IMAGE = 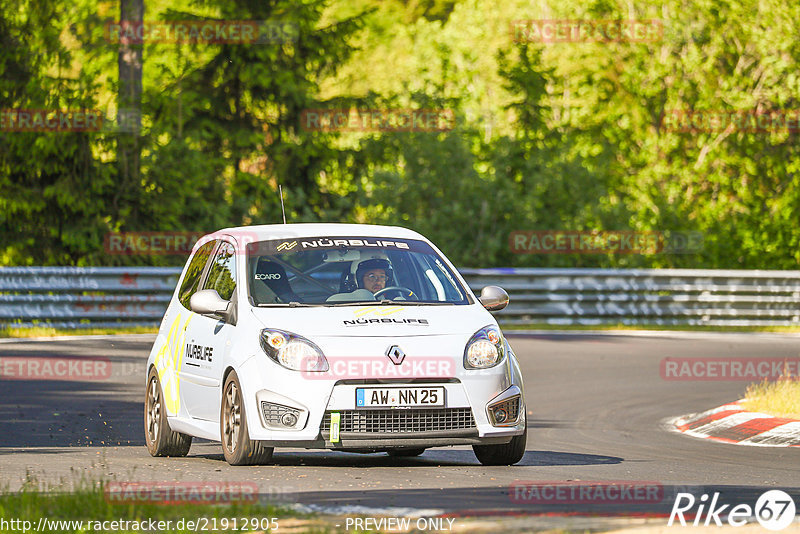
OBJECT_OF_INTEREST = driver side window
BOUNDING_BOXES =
[178,240,217,310]
[204,241,237,301]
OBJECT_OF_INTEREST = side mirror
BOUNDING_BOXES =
[190,289,231,320]
[479,285,509,312]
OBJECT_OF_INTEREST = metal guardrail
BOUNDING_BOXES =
[2,267,800,328]
[0,267,180,329]
[463,268,800,327]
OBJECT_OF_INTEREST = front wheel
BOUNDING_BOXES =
[472,420,527,466]
[221,371,274,466]
[145,368,192,457]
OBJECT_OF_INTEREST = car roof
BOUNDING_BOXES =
[210,223,428,243]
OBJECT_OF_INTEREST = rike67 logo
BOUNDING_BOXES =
[669,490,796,530]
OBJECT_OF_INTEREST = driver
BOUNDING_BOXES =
[355,258,391,294]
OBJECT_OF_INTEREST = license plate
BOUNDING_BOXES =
[356,387,445,408]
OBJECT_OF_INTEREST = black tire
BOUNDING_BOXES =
[145,367,192,457]
[387,448,426,457]
[221,371,274,466]
[472,419,527,466]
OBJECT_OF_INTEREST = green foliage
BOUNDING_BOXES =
[0,0,117,265]
[0,482,300,533]
[1,0,799,269]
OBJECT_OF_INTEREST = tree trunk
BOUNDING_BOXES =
[116,0,143,220]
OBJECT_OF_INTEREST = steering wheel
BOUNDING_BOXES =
[373,286,419,301]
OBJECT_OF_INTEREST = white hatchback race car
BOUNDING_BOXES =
[144,224,526,465]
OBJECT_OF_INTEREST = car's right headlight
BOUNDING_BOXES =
[259,329,329,372]
[464,325,505,369]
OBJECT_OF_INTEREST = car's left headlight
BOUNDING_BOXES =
[464,325,505,369]
[259,329,329,372]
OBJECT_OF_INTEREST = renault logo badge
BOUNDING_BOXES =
[386,345,405,365]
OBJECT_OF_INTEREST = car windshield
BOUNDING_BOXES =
[246,236,470,306]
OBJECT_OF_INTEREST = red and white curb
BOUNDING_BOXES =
[667,401,800,447]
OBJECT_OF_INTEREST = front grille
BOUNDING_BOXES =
[322,408,475,434]
[261,401,300,427]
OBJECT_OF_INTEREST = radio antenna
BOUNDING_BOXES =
[279,184,287,224]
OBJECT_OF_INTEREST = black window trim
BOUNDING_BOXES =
[201,236,238,301]
[177,238,219,312]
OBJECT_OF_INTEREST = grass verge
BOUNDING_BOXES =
[0,326,158,338]
[501,323,800,333]
[741,378,800,419]
[4,324,800,338]
[0,484,321,533]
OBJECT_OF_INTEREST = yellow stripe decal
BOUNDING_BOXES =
[330,412,340,443]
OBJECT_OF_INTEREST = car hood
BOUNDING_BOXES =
[249,303,493,338]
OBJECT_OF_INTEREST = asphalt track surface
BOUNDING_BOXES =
[1,332,798,518]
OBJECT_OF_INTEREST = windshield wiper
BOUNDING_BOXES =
[385,300,455,305]
[324,301,382,306]
[255,302,319,307]
[326,300,455,306]
[258,300,457,307]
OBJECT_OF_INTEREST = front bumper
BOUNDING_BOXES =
[236,353,526,448]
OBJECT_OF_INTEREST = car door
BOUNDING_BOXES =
[154,239,218,420]
[181,239,237,422]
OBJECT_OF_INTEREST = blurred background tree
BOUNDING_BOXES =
[1,0,799,268]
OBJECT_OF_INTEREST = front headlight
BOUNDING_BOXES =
[259,329,329,372]
[464,325,505,369]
